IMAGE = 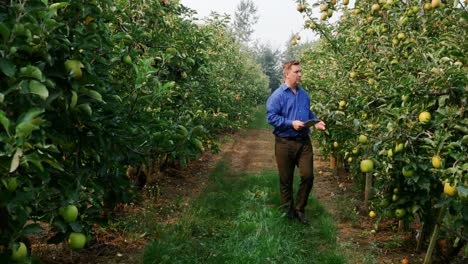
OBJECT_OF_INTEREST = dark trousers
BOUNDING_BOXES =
[274,136,314,214]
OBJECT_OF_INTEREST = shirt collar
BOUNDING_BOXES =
[281,83,302,92]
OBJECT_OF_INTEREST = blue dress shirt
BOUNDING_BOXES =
[266,83,318,138]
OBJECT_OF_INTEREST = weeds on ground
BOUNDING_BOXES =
[339,241,380,264]
[334,196,360,225]
[142,164,345,264]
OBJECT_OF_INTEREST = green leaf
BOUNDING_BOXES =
[23,223,44,235]
[29,80,49,100]
[457,185,467,199]
[438,95,450,107]
[0,93,4,103]
[110,94,122,103]
[19,65,42,80]
[83,89,104,103]
[0,23,10,41]
[15,122,39,138]
[15,108,45,138]
[70,91,78,108]
[77,103,92,116]
[43,157,64,171]
[70,222,83,232]
[49,2,69,10]
[22,152,44,171]
[163,81,176,90]
[0,110,11,136]
[9,148,23,172]
[0,58,16,77]
[19,108,45,123]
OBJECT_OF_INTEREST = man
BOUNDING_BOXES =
[266,60,326,225]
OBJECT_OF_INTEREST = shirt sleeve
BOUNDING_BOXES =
[266,92,293,129]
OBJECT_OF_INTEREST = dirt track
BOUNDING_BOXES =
[218,128,411,264]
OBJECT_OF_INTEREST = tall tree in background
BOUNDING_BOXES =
[233,0,259,43]
[255,43,282,93]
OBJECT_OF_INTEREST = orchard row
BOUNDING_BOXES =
[295,0,466,261]
[0,0,269,261]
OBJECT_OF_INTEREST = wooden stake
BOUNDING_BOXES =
[398,220,404,232]
[330,154,336,169]
[423,206,446,264]
[336,154,345,177]
[364,172,372,209]
[416,223,425,251]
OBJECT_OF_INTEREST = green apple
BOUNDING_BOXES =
[64,59,84,79]
[122,55,132,65]
[360,159,374,173]
[419,111,431,123]
[371,4,380,13]
[444,182,457,197]
[11,242,27,261]
[432,156,442,168]
[320,12,328,20]
[431,0,441,8]
[387,149,393,158]
[296,4,306,12]
[6,177,18,192]
[339,100,347,109]
[379,198,390,208]
[401,95,409,103]
[59,205,79,223]
[68,232,87,249]
[320,4,328,12]
[395,143,404,153]
[395,208,406,218]
[402,167,414,178]
[359,135,368,144]
[352,147,359,154]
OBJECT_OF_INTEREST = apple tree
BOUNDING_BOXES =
[294,0,467,259]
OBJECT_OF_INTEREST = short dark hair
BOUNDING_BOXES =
[283,60,300,77]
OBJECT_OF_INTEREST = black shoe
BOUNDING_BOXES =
[287,210,297,220]
[296,212,309,225]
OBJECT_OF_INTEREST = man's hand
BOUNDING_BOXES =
[292,120,305,131]
[314,121,326,131]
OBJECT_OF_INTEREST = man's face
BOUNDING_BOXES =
[286,65,302,87]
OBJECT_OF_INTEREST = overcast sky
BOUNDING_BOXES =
[179,0,320,50]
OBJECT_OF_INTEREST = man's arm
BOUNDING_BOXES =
[266,92,293,129]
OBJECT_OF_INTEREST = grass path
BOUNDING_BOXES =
[142,163,345,264]
[142,110,346,263]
